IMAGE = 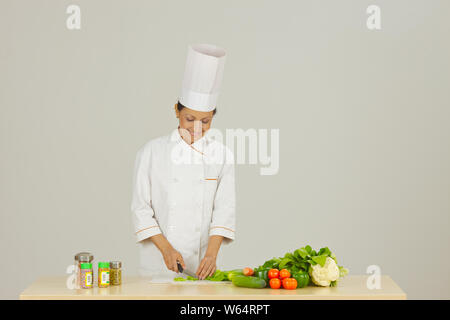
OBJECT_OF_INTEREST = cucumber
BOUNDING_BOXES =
[228,268,244,273]
[226,269,244,281]
[231,275,267,289]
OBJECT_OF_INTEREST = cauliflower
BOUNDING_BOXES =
[309,257,340,287]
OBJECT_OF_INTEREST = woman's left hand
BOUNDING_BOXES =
[196,255,217,280]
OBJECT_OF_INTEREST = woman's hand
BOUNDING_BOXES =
[161,245,186,273]
[150,234,186,273]
[196,235,224,280]
[196,255,217,280]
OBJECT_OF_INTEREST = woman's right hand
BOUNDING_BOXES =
[149,233,186,273]
[161,245,186,273]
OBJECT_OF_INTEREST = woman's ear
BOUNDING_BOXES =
[174,103,179,118]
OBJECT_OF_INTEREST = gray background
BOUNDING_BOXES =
[1,0,449,299]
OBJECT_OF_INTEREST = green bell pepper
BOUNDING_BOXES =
[292,271,309,288]
[254,269,270,287]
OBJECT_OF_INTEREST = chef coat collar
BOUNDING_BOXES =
[170,126,212,155]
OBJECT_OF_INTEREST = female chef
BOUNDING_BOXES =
[131,44,235,280]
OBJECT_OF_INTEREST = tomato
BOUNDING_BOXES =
[269,278,281,289]
[268,269,279,279]
[282,278,297,290]
[279,269,291,280]
[243,267,254,276]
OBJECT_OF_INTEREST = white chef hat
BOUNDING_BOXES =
[179,44,226,112]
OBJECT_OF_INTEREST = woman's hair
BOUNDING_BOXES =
[177,101,217,115]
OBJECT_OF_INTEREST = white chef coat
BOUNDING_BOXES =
[131,127,236,278]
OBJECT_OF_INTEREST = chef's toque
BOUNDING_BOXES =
[179,44,226,112]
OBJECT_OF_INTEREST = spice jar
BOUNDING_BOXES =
[98,262,110,288]
[74,252,94,289]
[110,261,122,286]
[80,263,93,289]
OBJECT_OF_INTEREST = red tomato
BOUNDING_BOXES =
[269,278,281,289]
[243,267,254,276]
[282,278,297,290]
[268,269,279,279]
[279,269,291,280]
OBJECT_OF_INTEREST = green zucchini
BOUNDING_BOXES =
[228,268,244,273]
[231,275,266,289]
[226,269,244,281]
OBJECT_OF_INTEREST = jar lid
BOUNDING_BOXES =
[75,252,94,262]
[110,261,122,268]
[98,262,110,268]
[80,263,92,269]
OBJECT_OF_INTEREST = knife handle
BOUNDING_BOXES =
[177,261,183,273]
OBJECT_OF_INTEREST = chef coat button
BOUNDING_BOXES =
[173,178,179,183]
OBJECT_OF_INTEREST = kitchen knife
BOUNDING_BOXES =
[177,261,198,279]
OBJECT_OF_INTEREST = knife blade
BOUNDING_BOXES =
[177,261,198,279]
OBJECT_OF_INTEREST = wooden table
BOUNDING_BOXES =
[20,275,406,300]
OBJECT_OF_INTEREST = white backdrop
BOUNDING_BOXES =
[1,0,449,299]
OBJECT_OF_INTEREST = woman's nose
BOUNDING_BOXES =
[193,121,202,132]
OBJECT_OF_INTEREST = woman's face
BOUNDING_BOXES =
[175,104,214,144]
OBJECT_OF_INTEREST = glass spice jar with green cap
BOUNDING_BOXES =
[74,252,93,289]
[80,263,93,289]
[110,261,122,286]
[98,262,110,288]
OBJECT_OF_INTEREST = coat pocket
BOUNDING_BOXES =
[204,176,219,190]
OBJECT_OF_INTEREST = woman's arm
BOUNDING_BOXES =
[196,150,236,279]
[131,143,162,241]
[196,235,224,279]
[205,235,224,258]
[131,143,186,272]
[146,233,186,272]
[208,157,236,244]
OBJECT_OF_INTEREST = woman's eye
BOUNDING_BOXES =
[186,118,194,122]
[202,120,210,124]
